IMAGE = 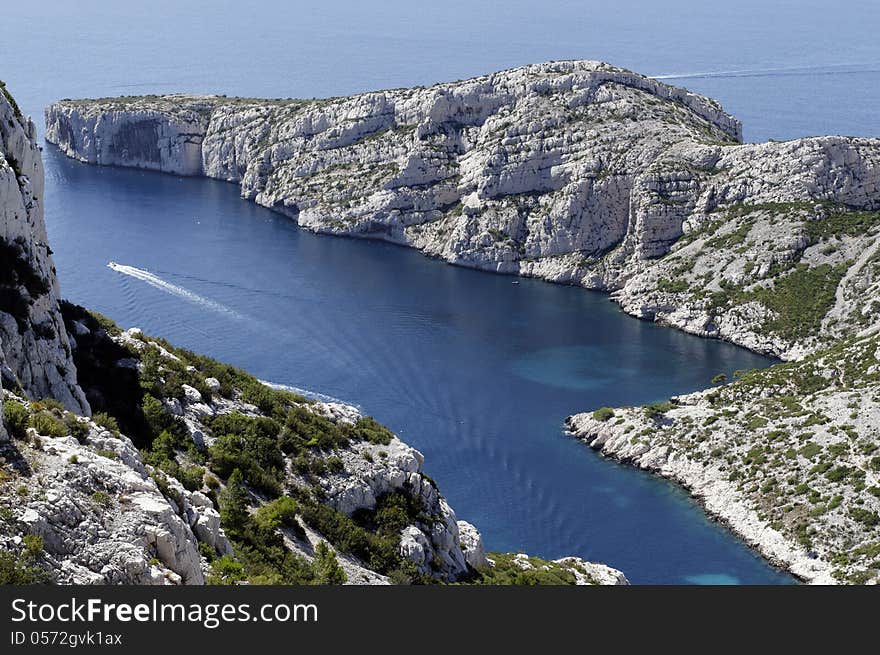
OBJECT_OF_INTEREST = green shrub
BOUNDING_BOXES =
[656,278,689,293]
[219,469,250,536]
[22,534,44,561]
[824,466,852,482]
[3,400,29,439]
[850,508,879,527]
[297,499,402,576]
[349,416,393,445]
[253,497,299,533]
[64,415,90,441]
[278,406,347,453]
[207,555,246,585]
[0,551,49,584]
[91,491,112,506]
[471,553,579,585]
[592,407,615,422]
[199,542,217,562]
[178,465,205,492]
[28,412,67,438]
[93,412,120,434]
[209,429,283,497]
[88,310,122,336]
[312,542,347,584]
[31,398,65,413]
[645,401,675,419]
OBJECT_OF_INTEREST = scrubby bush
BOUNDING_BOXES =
[279,406,347,453]
[91,491,112,506]
[349,416,393,445]
[850,508,879,527]
[22,534,44,561]
[64,415,90,441]
[0,551,49,584]
[3,400,29,439]
[312,542,346,584]
[207,556,246,585]
[178,465,205,492]
[93,412,120,434]
[253,497,299,533]
[592,407,615,422]
[644,401,675,419]
[199,542,217,563]
[297,499,402,577]
[28,411,67,438]
[219,469,250,536]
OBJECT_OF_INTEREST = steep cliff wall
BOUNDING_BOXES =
[1,84,88,414]
[45,61,880,359]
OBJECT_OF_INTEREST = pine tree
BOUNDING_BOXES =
[220,468,250,535]
[312,541,347,585]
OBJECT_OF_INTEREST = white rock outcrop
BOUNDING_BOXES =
[0,406,221,584]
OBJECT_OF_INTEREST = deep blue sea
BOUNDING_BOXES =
[4,0,878,584]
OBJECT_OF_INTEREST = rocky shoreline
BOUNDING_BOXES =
[566,416,830,584]
[569,330,880,585]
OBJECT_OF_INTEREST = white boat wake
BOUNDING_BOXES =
[107,262,245,320]
[259,380,360,409]
[651,63,880,81]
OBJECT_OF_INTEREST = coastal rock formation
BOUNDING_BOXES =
[45,61,880,358]
[568,331,880,585]
[1,85,88,413]
[39,62,880,584]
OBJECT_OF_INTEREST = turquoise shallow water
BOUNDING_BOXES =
[6,0,877,584]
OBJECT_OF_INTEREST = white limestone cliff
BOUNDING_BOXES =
[1,85,88,413]
[0,400,212,584]
[45,61,880,359]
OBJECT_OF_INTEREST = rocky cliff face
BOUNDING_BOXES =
[0,400,215,584]
[1,85,88,414]
[45,61,880,359]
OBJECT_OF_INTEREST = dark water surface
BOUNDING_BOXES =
[7,0,875,583]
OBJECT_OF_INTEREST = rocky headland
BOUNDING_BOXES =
[46,60,880,360]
